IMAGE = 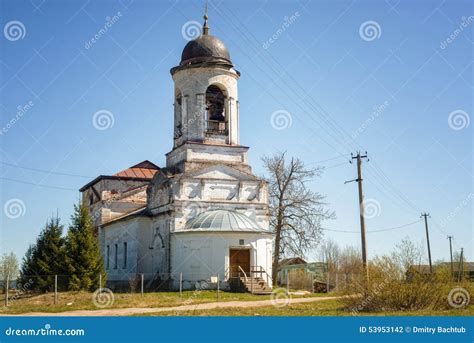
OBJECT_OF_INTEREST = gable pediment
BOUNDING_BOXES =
[182,164,259,182]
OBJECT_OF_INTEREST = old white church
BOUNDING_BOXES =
[80,16,273,292]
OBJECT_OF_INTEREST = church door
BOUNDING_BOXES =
[229,248,250,276]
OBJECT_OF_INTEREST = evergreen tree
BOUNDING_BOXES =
[31,217,66,292]
[65,203,105,291]
[18,244,37,288]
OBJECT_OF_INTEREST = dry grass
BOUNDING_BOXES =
[339,259,474,313]
[142,298,474,316]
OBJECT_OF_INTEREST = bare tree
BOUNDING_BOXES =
[262,152,334,284]
[392,237,423,274]
[319,238,341,269]
[0,252,19,293]
[338,246,362,283]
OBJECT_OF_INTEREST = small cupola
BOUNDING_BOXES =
[171,14,234,75]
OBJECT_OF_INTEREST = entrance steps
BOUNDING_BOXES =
[230,276,272,295]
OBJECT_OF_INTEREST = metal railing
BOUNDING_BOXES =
[250,266,271,287]
[205,120,227,135]
[237,265,248,283]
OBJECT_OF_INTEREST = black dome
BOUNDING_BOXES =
[180,34,232,67]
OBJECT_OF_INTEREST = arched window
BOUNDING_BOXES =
[174,90,183,139]
[205,85,227,135]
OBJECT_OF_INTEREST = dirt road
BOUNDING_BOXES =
[5,296,339,317]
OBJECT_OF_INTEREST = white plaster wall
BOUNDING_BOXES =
[146,216,171,280]
[103,217,150,281]
[166,143,249,170]
[170,232,273,290]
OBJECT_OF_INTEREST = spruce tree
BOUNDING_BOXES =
[65,203,105,291]
[18,244,37,288]
[32,217,66,292]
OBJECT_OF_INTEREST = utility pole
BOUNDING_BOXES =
[457,248,464,282]
[420,213,432,274]
[346,152,369,286]
[447,236,454,278]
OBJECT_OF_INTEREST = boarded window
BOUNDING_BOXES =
[106,245,110,269]
[123,242,127,269]
[114,244,118,269]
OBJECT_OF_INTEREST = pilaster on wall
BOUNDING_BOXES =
[195,93,205,142]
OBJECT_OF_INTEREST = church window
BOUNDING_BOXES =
[205,85,227,135]
[123,242,127,269]
[106,245,110,269]
[175,91,183,139]
[114,244,118,269]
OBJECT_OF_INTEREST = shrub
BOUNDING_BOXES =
[341,257,473,313]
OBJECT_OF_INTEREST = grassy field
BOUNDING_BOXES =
[1,290,472,316]
[0,290,323,315]
[145,299,474,317]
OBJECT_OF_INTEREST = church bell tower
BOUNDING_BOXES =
[170,14,240,147]
[166,14,248,173]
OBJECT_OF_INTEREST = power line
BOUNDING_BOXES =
[0,176,78,191]
[1,161,93,179]
[209,4,350,155]
[322,219,422,234]
[368,219,422,232]
[307,154,351,166]
[368,162,422,214]
[324,161,348,169]
[215,4,426,221]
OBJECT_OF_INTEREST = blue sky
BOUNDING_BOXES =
[0,0,472,264]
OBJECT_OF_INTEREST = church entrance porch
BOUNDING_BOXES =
[229,248,251,276]
[228,248,272,295]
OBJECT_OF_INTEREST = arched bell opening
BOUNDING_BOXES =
[205,84,227,135]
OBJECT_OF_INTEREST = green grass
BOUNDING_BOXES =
[2,291,471,317]
[144,299,474,317]
[0,290,324,315]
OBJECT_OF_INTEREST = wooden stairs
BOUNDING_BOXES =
[229,266,272,295]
